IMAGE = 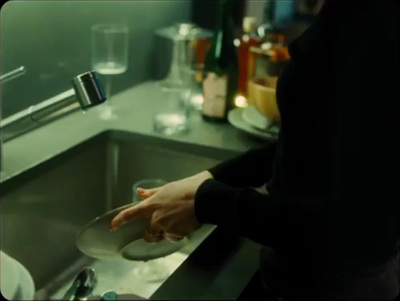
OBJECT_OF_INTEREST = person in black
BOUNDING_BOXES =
[111,1,399,300]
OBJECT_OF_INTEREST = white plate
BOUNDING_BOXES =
[76,204,188,262]
[241,105,273,131]
[0,251,35,300]
[228,108,279,140]
[13,259,35,300]
[0,251,20,300]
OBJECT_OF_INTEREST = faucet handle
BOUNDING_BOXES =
[62,267,97,300]
[72,71,107,110]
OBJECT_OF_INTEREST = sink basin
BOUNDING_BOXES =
[0,130,239,299]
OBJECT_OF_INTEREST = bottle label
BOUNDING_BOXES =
[202,72,228,118]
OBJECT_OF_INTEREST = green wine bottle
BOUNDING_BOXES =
[202,0,238,122]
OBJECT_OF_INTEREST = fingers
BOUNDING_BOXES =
[110,203,152,231]
[144,223,164,243]
[144,227,184,243]
[110,204,185,244]
[135,187,159,201]
[109,203,165,244]
[163,232,185,243]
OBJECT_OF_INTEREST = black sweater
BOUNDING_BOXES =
[194,1,399,299]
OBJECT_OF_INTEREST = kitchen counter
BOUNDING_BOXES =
[1,81,266,184]
[1,81,270,300]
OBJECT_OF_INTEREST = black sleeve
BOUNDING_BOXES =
[194,179,330,249]
[196,1,399,255]
[195,177,397,258]
[208,140,277,188]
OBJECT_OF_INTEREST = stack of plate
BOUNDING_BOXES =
[228,105,279,140]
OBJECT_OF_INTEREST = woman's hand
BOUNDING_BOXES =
[110,171,213,242]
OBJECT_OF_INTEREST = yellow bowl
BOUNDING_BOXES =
[247,77,280,122]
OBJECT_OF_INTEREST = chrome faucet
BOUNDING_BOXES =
[0,66,27,173]
[62,267,98,300]
[0,67,107,174]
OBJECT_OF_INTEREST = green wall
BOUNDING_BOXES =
[0,0,191,118]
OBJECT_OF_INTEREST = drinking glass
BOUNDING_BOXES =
[153,87,190,136]
[131,179,170,283]
[91,23,129,119]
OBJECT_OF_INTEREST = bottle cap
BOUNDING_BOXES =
[243,16,257,33]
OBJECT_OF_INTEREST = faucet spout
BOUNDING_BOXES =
[72,71,107,110]
[0,69,107,175]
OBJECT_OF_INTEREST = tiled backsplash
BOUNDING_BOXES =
[0,1,191,119]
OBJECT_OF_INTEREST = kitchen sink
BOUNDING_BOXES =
[0,130,240,299]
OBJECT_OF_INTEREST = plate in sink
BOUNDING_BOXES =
[76,204,188,261]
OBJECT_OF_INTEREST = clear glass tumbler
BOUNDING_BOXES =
[91,23,129,119]
[91,23,129,77]
[153,87,190,136]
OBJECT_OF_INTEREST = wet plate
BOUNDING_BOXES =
[76,204,188,261]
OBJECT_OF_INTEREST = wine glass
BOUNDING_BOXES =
[91,23,129,119]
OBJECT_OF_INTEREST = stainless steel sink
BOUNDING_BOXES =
[0,130,239,299]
